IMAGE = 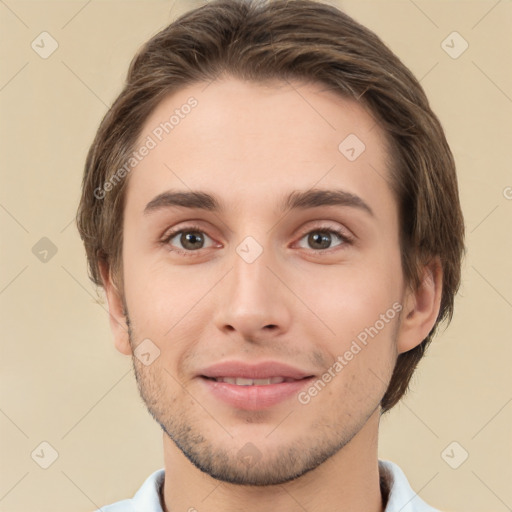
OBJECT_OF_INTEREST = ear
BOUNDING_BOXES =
[98,260,132,356]
[396,256,443,354]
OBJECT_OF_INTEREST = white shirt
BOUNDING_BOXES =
[95,459,441,511]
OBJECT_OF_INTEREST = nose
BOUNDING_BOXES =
[213,241,292,342]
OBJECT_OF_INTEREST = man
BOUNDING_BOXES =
[76,0,465,510]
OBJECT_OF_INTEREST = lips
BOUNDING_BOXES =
[209,377,294,385]
[198,361,315,410]
[199,361,312,381]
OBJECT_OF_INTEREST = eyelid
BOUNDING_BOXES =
[295,222,353,241]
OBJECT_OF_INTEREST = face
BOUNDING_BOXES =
[109,76,422,485]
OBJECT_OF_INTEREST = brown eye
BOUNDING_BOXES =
[163,225,215,254]
[297,228,351,251]
[177,231,205,250]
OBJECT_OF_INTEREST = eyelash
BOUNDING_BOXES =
[161,224,354,257]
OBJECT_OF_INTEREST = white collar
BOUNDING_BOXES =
[120,459,440,512]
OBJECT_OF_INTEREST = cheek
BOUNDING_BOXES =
[123,256,210,361]
[296,260,402,384]
[303,261,402,327]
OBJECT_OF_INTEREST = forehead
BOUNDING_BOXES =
[126,77,395,218]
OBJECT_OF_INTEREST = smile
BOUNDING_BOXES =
[205,377,299,385]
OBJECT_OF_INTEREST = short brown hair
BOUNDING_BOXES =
[76,0,465,413]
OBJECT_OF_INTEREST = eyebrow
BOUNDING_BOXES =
[143,188,374,217]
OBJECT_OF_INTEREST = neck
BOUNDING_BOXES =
[161,409,385,512]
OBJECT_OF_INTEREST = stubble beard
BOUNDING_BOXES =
[125,309,385,486]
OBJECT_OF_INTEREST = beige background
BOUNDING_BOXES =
[1,0,511,511]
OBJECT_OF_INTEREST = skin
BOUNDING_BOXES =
[100,76,442,512]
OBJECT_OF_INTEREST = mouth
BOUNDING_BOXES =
[197,361,315,410]
[199,360,313,380]
[202,376,301,385]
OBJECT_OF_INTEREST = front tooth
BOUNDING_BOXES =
[217,377,286,385]
[235,377,254,386]
[253,378,271,385]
